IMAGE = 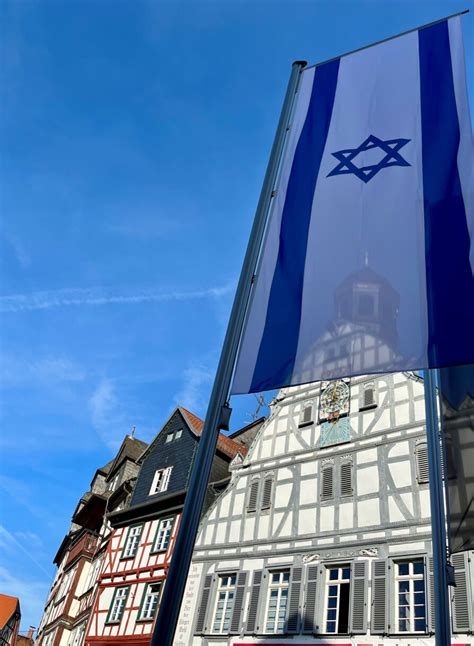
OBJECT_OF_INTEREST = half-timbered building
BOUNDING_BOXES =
[85,407,248,646]
[175,372,474,645]
[35,435,147,646]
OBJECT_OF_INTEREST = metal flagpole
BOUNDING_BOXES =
[424,369,451,646]
[151,60,307,646]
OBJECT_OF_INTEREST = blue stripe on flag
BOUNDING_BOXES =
[419,21,474,367]
[250,60,340,392]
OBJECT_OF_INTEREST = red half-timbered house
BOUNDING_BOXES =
[85,407,249,646]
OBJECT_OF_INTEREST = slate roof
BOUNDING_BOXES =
[106,435,148,479]
[0,594,20,629]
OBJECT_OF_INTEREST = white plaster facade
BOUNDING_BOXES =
[174,372,473,645]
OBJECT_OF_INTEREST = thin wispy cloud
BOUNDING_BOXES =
[0,283,235,313]
[174,363,214,414]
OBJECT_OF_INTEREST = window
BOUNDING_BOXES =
[67,622,86,646]
[107,586,129,623]
[107,471,120,491]
[149,466,173,495]
[395,559,426,633]
[415,441,429,484]
[264,570,290,634]
[261,476,273,510]
[299,403,313,426]
[247,479,259,513]
[324,565,351,633]
[84,557,102,591]
[321,464,334,500]
[56,567,75,601]
[340,461,353,496]
[138,582,162,621]
[122,525,142,558]
[42,630,56,646]
[212,574,236,633]
[165,429,183,443]
[360,383,377,410]
[153,517,174,552]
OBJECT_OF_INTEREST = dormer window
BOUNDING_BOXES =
[107,472,120,492]
[149,467,173,495]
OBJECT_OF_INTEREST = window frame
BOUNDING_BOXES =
[121,524,143,559]
[105,585,130,625]
[392,558,427,634]
[151,516,175,553]
[210,573,237,634]
[149,466,173,495]
[137,581,163,622]
[322,563,351,634]
[263,569,291,634]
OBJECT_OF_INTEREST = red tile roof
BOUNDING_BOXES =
[179,407,247,459]
[0,594,19,630]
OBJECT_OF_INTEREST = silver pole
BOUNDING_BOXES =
[151,60,307,646]
[424,369,451,646]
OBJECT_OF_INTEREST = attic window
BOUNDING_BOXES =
[166,429,183,443]
[149,467,173,495]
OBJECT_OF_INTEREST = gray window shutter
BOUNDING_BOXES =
[371,559,388,634]
[452,552,471,633]
[416,441,429,484]
[364,386,375,407]
[245,570,263,634]
[230,571,248,634]
[261,477,273,510]
[286,566,302,633]
[195,574,213,634]
[427,556,435,633]
[340,462,353,496]
[350,560,368,633]
[247,480,259,512]
[303,405,312,423]
[321,466,333,500]
[302,565,318,633]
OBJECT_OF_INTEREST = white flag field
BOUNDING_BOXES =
[231,16,474,395]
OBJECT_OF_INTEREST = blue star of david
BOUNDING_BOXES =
[327,134,411,183]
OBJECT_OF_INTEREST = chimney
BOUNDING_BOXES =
[27,626,35,639]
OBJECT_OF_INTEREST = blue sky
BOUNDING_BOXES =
[1,0,472,632]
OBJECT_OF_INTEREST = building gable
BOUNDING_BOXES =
[130,409,198,507]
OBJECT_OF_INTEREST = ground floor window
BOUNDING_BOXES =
[324,565,351,633]
[212,574,236,633]
[265,570,290,633]
[395,559,426,633]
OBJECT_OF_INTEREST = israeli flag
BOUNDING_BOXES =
[232,17,474,394]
